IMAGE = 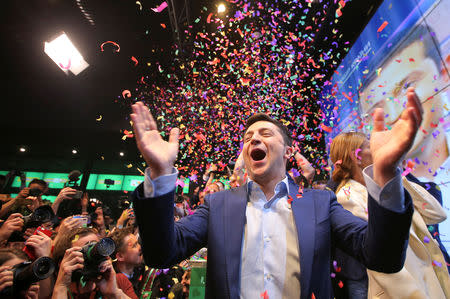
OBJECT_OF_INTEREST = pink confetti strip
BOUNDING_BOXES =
[151,1,168,13]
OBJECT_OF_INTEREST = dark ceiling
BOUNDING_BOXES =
[1,0,383,175]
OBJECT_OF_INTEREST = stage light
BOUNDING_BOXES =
[72,149,78,154]
[119,152,125,157]
[19,147,26,152]
[44,32,89,75]
[217,3,226,13]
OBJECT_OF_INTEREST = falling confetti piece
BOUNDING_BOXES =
[321,123,333,133]
[131,56,139,66]
[122,90,131,98]
[136,1,142,10]
[151,1,168,13]
[288,195,294,205]
[377,21,389,33]
[260,290,269,299]
[100,41,120,52]
[72,234,80,242]
[401,167,412,176]
[355,148,362,160]
[207,13,213,23]
[96,115,103,121]
[59,59,71,70]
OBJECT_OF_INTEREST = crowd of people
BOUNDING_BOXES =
[0,86,449,299]
[0,175,195,299]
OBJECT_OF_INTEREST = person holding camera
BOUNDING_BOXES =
[52,227,136,299]
[51,187,79,215]
[0,248,44,299]
[0,179,48,219]
[116,208,135,230]
[0,213,24,245]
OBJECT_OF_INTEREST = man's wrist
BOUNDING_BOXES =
[373,167,397,187]
[150,166,173,180]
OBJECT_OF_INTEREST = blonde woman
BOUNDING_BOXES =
[330,131,450,299]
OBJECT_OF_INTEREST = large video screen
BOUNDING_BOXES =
[86,174,98,190]
[95,174,124,191]
[122,175,145,191]
[323,0,450,250]
[11,172,44,188]
[43,173,83,189]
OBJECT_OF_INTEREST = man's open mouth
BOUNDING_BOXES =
[250,148,267,161]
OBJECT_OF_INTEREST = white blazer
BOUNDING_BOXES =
[336,178,450,299]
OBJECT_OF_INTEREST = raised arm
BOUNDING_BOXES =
[332,87,423,272]
[130,101,180,180]
[130,102,208,268]
[370,87,423,188]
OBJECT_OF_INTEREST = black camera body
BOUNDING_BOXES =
[64,170,83,199]
[28,188,43,197]
[118,195,131,210]
[0,256,56,296]
[6,205,56,242]
[72,238,115,282]
[22,205,56,229]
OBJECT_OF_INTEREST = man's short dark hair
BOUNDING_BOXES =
[28,178,48,189]
[244,113,293,146]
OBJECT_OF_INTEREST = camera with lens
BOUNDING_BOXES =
[0,256,56,296]
[118,195,131,210]
[64,170,83,199]
[86,198,103,223]
[6,205,56,242]
[22,205,56,228]
[72,238,115,281]
[28,188,43,197]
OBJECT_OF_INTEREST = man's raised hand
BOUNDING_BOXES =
[131,102,180,179]
[370,87,423,187]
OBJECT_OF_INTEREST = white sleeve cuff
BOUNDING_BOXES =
[143,167,178,198]
[363,165,405,213]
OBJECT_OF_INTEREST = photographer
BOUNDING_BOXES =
[51,187,79,215]
[116,209,134,230]
[0,248,42,299]
[52,227,135,299]
[0,179,48,219]
[0,213,24,246]
[88,201,107,237]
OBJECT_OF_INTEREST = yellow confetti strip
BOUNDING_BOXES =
[72,234,80,243]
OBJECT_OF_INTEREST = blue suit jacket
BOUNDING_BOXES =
[133,180,413,299]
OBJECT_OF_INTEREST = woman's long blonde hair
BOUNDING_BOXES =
[330,132,367,193]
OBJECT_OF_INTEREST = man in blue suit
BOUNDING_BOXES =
[131,87,423,299]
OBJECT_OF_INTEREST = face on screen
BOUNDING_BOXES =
[360,38,448,178]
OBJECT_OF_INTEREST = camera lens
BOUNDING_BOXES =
[32,257,55,279]
[97,238,115,257]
